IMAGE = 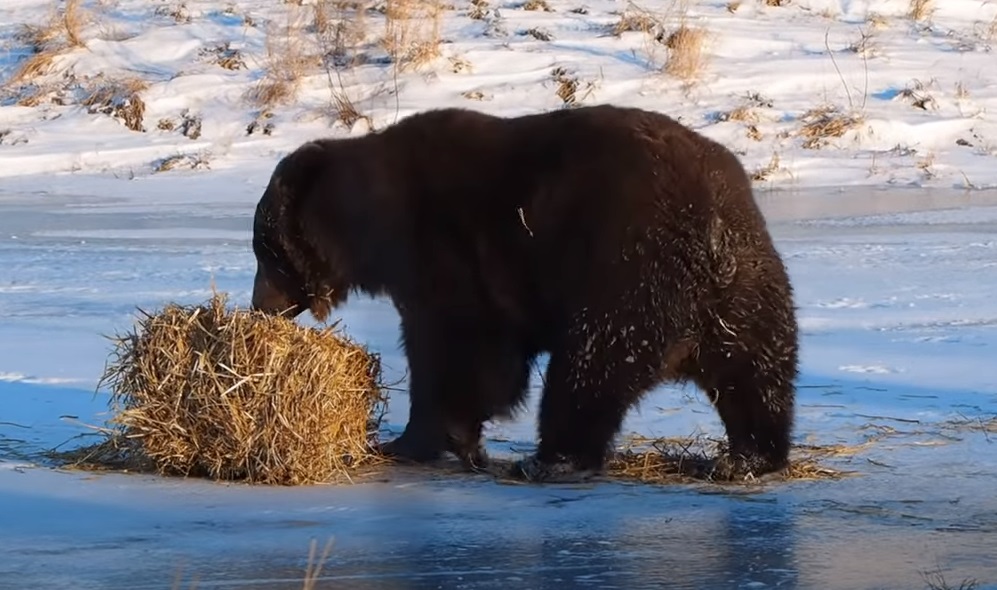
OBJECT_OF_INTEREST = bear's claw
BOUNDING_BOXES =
[376,433,442,464]
[706,451,789,482]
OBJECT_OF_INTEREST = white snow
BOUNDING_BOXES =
[2,0,996,191]
[2,0,997,588]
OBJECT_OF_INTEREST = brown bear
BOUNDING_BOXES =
[249,104,798,482]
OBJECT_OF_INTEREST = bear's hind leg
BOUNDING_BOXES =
[695,327,797,481]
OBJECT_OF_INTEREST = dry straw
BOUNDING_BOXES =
[60,292,388,485]
[606,434,856,485]
[797,105,864,150]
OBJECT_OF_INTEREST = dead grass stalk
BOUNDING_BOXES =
[315,0,369,67]
[797,104,863,150]
[751,152,784,182]
[248,11,320,111]
[663,24,709,81]
[381,0,443,71]
[612,3,660,36]
[908,0,934,22]
[81,76,149,132]
[5,0,90,92]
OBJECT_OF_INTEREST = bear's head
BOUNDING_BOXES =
[250,141,350,323]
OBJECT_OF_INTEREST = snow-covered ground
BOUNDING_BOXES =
[1,0,996,191]
[3,0,997,588]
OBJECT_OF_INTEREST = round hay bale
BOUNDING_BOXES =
[92,291,387,485]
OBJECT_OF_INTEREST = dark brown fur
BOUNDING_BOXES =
[250,104,798,482]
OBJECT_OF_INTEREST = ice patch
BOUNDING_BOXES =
[31,228,250,241]
[837,364,900,375]
[815,297,869,309]
[0,372,87,385]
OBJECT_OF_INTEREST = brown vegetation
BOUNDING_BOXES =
[663,24,709,80]
[797,104,864,149]
[81,75,149,132]
[607,434,856,485]
[4,0,90,96]
[908,0,934,22]
[380,0,444,71]
[247,12,320,111]
[54,292,387,486]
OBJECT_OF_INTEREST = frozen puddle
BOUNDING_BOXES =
[2,187,997,590]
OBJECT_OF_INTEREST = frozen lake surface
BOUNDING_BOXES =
[2,187,997,590]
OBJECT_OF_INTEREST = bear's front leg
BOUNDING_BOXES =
[377,317,452,464]
[377,399,446,464]
[381,309,532,470]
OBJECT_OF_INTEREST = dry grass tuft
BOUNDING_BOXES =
[955,81,969,100]
[521,0,552,11]
[751,152,786,181]
[381,0,444,71]
[908,0,934,22]
[247,110,276,136]
[81,76,148,132]
[154,2,193,24]
[797,104,863,149]
[898,78,938,110]
[663,24,710,81]
[524,26,554,41]
[916,152,936,180]
[61,0,89,46]
[550,66,596,107]
[847,27,878,57]
[248,14,320,111]
[866,12,889,30]
[461,89,488,100]
[54,292,387,485]
[312,0,335,37]
[448,55,472,73]
[986,11,997,42]
[713,95,769,141]
[716,105,759,124]
[468,0,491,20]
[199,42,247,70]
[920,568,980,590]
[178,109,202,139]
[330,86,374,130]
[0,129,28,146]
[941,415,997,435]
[611,3,659,36]
[607,434,857,485]
[314,0,370,68]
[6,51,58,92]
[153,152,211,173]
[4,0,91,93]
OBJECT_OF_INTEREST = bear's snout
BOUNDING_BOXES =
[251,267,302,318]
